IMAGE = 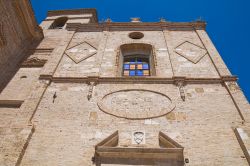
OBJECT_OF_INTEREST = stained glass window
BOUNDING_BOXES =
[123,56,150,76]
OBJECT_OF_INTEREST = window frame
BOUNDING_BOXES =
[117,43,156,77]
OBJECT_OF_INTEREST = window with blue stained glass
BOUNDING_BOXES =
[123,56,150,76]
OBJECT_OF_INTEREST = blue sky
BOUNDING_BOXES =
[31,0,250,102]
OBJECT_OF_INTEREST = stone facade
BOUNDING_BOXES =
[0,5,250,166]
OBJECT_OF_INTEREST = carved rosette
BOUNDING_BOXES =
[98,89,175,120]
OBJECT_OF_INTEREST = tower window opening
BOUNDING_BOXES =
[49,17,68,29]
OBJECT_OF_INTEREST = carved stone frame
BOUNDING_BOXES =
[97,89,176,120]
[116,43,157,77]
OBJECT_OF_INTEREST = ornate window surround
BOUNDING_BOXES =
[116,43,157,77]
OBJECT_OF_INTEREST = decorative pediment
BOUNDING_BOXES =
[93,131,184,166]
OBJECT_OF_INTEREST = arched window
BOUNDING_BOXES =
[119,43,155,76]
[49,17,68,29]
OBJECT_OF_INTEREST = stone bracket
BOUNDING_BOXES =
[173,77,186,101]
[87,77,99,100]
[87,82,96,100]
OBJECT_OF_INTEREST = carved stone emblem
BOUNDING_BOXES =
[65,41,97,64]
[133,131,145,145]
[98,89,175,120]
[175,41,207,64]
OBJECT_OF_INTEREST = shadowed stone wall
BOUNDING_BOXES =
[0,0,43,92]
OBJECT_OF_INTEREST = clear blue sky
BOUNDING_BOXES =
[31,0,250,102]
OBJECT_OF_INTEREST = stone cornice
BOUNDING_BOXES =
[47,8,98,23]
[66,21,206,32]
[39,75,237,84]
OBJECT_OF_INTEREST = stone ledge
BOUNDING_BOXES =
[39,75,238,84]
[0,100,24,108]
[66,21,206,32]
[234,128,250,165]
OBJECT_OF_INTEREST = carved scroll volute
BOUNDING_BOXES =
[174,77,186,101]
[87,81,97,101]
[177,81,186,101]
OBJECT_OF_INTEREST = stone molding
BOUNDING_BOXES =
[39,75,238,84]
[0,100,24,108]
[66,21,206,32]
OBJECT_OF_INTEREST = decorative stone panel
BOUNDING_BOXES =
[65,41,97,64]
[98,89,175,120]
[21,57,47,67]
[175,41,207,64]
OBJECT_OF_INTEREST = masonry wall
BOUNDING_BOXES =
[18,83,247,166]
